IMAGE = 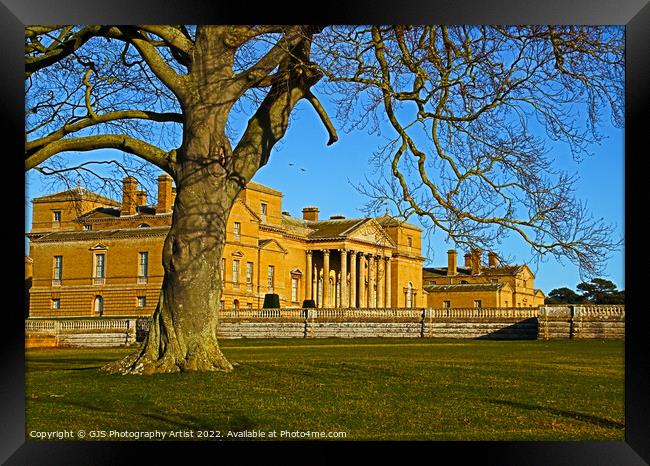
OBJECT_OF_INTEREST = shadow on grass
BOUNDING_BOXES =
[134,409,256,432]
[484,398,624,429]
[40,398,257,432]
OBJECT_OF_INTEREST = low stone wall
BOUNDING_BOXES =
[216,308,540,340]
[538,305,625,340]
[25,318,138,348]
[25,305,624,347]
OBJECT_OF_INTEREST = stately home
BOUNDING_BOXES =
[27,176,426,318]
[423,249,545,309]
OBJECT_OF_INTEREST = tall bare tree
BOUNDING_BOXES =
[315,26,623,274]
[25,25,623,374]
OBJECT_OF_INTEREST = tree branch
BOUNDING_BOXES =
[26,134,175,173]
[232,26,308,92]
[26,110,183,154]
[232,31,329,179]
[117,27,188,98]
[304,90,338,145]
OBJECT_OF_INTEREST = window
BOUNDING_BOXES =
[291,277,299,302]
[505,301,509,308]
[233,299,240,309]
[137,296,146,307]
[407,236,413,255]
[51,298,61,310]
[93,295,104,315]
[246,262,253,291]
[474,300,482,308]
[267,265,275,293]
[246,303,253,309]
[94,253,105,285]
[234,222,241,241]
[443,300,451,308]
[83,224,92,231]
[138,223,151,228]
[221,258,225,283]
[232,260,240,288]
[52,256,62,286]
[138,252,148,284]
[260,203,268,222]
[53,211,61,223]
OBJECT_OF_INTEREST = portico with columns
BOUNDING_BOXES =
[304,247,395,308]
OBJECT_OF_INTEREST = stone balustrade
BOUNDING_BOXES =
[25,305,624,347]
[25,317,137,348]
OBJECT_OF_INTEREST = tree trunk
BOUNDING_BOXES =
[104,109,242,374]
[102,26,320,374]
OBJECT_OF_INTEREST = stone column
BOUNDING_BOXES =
[340,249,348,308]
[359,253,367,308]
[349,251,357,308]
[306,250,313,301]
[323,249,330,308]
[377,256,386,307]
[385,256,392,308]
[313,265,318,307]
[370,257,374,308]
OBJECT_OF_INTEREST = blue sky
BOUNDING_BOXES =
[24,83,625,296]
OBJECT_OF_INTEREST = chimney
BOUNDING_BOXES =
[157,174,173,214]
[121,176,137,216]
[464,253,472,269]
[488,251,499,268]
[447,249,457,276]
[302,206,319,221]
[471,248,482,275]
[135,190,147,207]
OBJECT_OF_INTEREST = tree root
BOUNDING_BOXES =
[101,341,234,375]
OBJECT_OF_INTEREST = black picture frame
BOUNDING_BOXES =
[3,1,647,464]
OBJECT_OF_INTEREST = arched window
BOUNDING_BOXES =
[406,282,413,308]
[233,299,240,310]
[93,295,104,316]
[138,223,150,228]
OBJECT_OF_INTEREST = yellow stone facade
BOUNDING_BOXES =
[27,176,427,318]
[423,249,545,308]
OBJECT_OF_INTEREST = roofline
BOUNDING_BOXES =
[32,188,120,206]
[246,181,283,197]
[376,215,422,232]
[29,226,171,243]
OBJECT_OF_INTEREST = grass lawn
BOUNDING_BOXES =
[25,338,624,441]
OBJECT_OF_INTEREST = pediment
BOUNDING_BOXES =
[89,243,108,251]
[345,219,396,248]
[259,238,287,254]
